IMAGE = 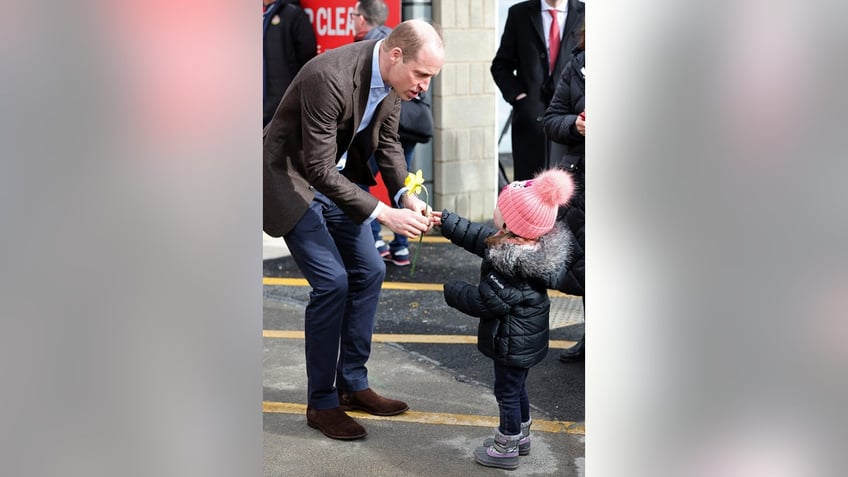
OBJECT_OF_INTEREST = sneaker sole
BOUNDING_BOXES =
[384,255,410,266]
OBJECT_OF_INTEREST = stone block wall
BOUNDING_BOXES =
[431,1,499,222]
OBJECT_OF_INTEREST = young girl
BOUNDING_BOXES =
[438,168,575,470]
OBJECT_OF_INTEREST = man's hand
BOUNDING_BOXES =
[377,194,438,238]
[401,192,428,217]
[377,206,431,239]
[402,193,441,230]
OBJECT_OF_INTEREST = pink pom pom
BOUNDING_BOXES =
[533,169,574,206]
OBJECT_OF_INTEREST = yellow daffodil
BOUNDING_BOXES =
[405,170,426,197]
[404,170,430,276]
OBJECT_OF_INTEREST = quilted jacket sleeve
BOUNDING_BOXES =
[542,53,584,146]
[439,209,496,259]
[444,270,518,320]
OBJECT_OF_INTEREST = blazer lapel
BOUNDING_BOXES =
[351,43,375,135]
[528,3,545,47]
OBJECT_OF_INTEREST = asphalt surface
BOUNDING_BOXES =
[262,225,585,476]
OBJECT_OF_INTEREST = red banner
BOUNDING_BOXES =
[301,0,401,54]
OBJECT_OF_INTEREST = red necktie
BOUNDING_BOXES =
[548,9,561,74]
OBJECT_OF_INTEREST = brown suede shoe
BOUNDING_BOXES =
[338,388,409,416]
[306,406,367,440]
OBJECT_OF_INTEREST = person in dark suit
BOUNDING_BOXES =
[491,0,584,181]
[263,20,444,440]
[263,0,317,127]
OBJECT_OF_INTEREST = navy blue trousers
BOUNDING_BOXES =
[283,192,386,409]
[493,363,530,436]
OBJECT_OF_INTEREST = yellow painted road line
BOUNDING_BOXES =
[263,330,577,349]
[263,277,442,292]
[263,276,575,298]
[262,401,584,435]
[382,282,444,291]
[419,236,450,243]
[263,277,311,287]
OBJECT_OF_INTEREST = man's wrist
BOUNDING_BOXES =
[394,187,410,208]
[402,193,422,210]
[370,201,386,224]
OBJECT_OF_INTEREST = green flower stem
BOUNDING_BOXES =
[409,186,429,276]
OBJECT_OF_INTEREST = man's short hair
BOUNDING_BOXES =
[384,20,443,63]
[358,0,389,27]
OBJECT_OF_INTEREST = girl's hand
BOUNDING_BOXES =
[429,209,443,227]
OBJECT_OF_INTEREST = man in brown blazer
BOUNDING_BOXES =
[263,20,444,440]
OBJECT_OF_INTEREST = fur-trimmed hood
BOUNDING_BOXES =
[486,222,573,281]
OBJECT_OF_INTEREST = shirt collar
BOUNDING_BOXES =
[541,1,565,13]
[370,40,390,92]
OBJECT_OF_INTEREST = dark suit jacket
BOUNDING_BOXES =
[263,40,408,237]
[491,0,584,180]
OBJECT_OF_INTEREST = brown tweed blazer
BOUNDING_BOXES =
[263,40,408,238]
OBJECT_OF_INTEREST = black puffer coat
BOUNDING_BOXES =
[542,47,585,297]
[543,48,585,176]
[440,210,573,369]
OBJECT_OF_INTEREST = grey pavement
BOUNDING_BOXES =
[263,302,585,477]
[263,213,585,476]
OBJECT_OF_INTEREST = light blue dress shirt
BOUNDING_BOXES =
[337,40,412,223]
[337,40,391,171]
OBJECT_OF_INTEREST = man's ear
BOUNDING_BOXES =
[390,47,403,63]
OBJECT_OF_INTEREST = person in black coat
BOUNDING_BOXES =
[491,0,584,181]
[544,47,584,189]
[263,0,317,127]
[437,168,575,471]
[543,28,585,362]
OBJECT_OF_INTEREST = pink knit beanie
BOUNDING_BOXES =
[497,169,575,239]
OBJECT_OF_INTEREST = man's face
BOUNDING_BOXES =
[350,3,368,35]
[384,44,444,101]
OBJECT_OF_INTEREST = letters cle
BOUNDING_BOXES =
[303,7,356,37]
